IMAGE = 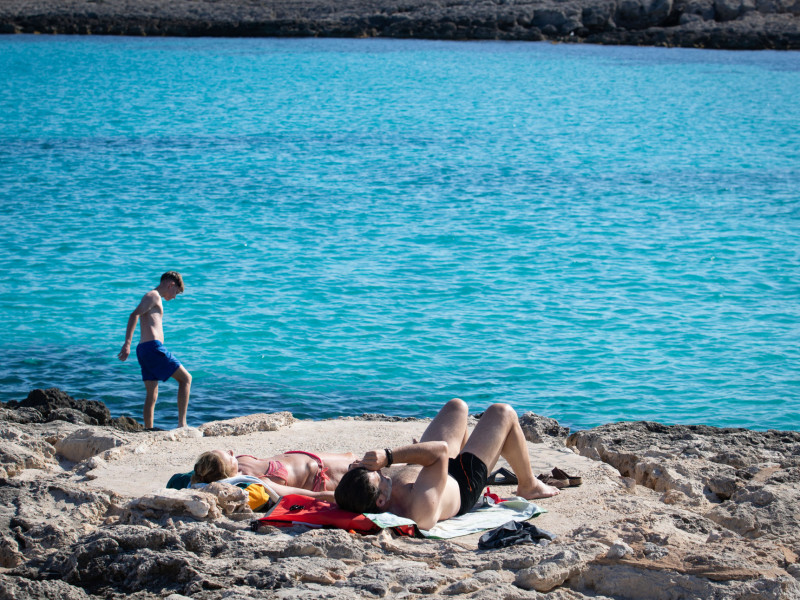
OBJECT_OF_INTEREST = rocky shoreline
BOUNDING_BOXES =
[0,0,799,49]
[2,388,799,599]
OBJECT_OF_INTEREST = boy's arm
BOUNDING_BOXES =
[118,292,157,361]
[358,442,450,530]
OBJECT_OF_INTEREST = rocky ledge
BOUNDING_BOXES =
[0,0,798,49]
[1,388,799,599]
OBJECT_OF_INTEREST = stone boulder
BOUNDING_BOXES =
[125,484,249,520]
[0,574,94,600]
[0,406,45,425]
[615,0,675,28]
[0,478,123,568]
[199,412,296,436]
[715,0,757,20]
[515,543,608,592]
[37,526,195,594]
[0,424,59,478]
[55,427,133,463]
[567,421,800,541]
[519,412,570,446]
[2,388,143,432]
[676,0,716,23]
[531,6,583,35]
[241,555,350,589]
[283,529,369,561]
[9,388,111,424]
[582,2,617,30]
[341,558,450,596]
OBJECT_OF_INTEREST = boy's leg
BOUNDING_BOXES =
[171,366,192,428]
[461,403,559,499]
[143,380,158,429]
[419,398,469,458]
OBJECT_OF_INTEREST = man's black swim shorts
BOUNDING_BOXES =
[447,452,489,516]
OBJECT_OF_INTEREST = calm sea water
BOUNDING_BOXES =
[1,36,798,431]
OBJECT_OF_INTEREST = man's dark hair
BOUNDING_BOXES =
[334,467,382,514]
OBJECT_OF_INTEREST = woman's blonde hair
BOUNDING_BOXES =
[191,451,235,484]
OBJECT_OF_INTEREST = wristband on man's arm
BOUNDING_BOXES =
[384,448,393,467]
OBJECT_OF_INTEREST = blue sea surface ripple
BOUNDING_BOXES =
[0,36,798,430]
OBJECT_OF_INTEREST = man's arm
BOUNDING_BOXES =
[357,442,446,471]
[118,291,157,361]
[358,442,450,530]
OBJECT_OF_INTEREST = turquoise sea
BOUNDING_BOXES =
[1,36,798,431]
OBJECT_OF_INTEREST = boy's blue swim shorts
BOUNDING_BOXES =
[136,340,181,382]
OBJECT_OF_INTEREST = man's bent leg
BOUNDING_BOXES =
[420,398,469,458]
[462,403,559,499]
[144,380,158,429]
[171,366,192,428]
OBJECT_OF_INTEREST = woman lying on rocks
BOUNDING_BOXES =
[191,449,355,502]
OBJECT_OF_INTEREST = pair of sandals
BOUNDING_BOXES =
[486,466,582,488]
[537,467,582,488]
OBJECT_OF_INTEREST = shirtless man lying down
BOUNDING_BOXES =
[334,398,559,530]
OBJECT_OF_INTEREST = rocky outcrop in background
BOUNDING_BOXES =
[1,388,799,599]
[2,388,141,432]
[0,0,798,49]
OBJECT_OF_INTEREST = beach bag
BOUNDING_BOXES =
[254,494,380,533]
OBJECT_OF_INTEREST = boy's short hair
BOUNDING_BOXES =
[334,467,382,514]
[160,271,184,293]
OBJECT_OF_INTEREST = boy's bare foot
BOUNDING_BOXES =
[516,478,560,499]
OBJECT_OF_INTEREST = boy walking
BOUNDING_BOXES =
[118,271,192,429]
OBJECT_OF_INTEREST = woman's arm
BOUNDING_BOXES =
[263,478,336,503]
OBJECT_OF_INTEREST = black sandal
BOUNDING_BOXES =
[487,467,519,486]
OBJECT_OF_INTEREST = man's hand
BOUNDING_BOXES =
[118,344,130,361]
[356,449,390,471]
